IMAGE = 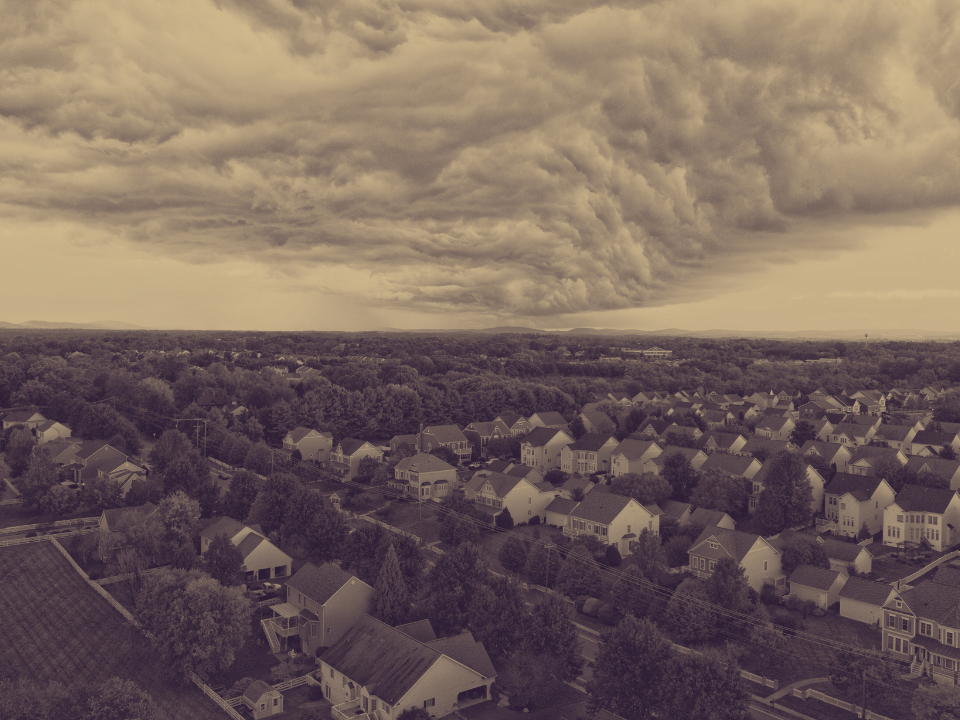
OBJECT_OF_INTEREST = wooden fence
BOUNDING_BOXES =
[895,550,960,589]
[791,687,896,720]
[0,516,99,536]
[190,673,246,720]
[0,527,98,548]
[49,537,142,628]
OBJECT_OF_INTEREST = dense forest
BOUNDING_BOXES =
[2,329,960,448]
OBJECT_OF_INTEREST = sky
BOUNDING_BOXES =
[2,0,960,333]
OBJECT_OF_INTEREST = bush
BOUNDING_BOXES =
[760,585,781,606]
[575,596,589,614]
[597,602,621,626]
[771,609,804,636]
[528,515,541,525]
[582,597,601,618]
[308,684,324,701]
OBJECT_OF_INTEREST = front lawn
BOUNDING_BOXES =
[375,500,443,544]
[775,679,919,720]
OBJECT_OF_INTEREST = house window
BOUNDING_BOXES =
[691,557,698,570]
[311,624,318,638]
[948,632,955,646]
[709,560,716,571]
[371,699,378,712]
[362,697,368,712]
[920,622,932,636]
[902,618,911,633]
[700,557,706,570]
[931,516,938,525]
[325,685,330,699]
[840,503,846,510]
[764,561,768,571]
[273,698,279,707]
[260,704,265,711]
[425,699,436,708]
[330,669,335,678]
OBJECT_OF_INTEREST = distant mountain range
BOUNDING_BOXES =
[432,326,960,340]
[0,320,146,330]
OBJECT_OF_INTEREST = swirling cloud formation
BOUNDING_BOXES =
[2,0,960,316]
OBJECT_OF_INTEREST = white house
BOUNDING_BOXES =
[521,427,574,473]
[560,433,620,475]
[609,438,663,477]
[788,564,846,611]
[839,577,896,627]
[282,427,333,464]
[823,473,896,538]
[200,517,292,583]
[883,484,960,552]
[688,526,785,594]
[462,471,556,524]
[563,490,660,557]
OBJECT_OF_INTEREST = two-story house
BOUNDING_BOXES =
[576,412,617,435]
[882,568,960,683]
[265,562,375,657]
[739,437,791,459]
[416,425,472,465]
[282,427,333,464]
[72,440,147,496]
[462,421,510,459]
[563,490,660,557]
[696,432,747,455]
[34,420,72,445]
[800,441,853,474]
[687,525,785,594]
[700,453,762,481]
[609,438,663,477]
[320,615,496,719]
[845,446,908,476]
[2,409,46,431]
[829,422,877,447]
[521,427,574,473]
[560,434,620,475]
[905,457,960,491]
[389,452,457,501]
[330,438,383,481]
[873,424,919,453]
[643,447,708,476]
[818,536,874,577]
[822,473,896,538]
[883,484,960,552]
[462,471,556,523]
[754,416,796,442]
[200,516,292,583]
[912,430,960,458]
[494,414,533,438]
[527,412,570,430]
[98,502,158,560]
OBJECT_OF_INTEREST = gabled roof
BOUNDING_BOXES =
[847,445,903,465]
[3,410,45,424]
[75,440,120,461]
[506,465,540,479]
[528,412,568,426]
[875,424,915,442]
[422,425,469,444]
[35,419,67,432]
[242,680,275,703]
[425,631,496,677]
[660,500,693,520]
[689,508,732,528]
[740,438,791,456]
[396,619,438,643]
[569,491,638,525]
[800,441,851,459]
[654,447,704,465]
[898,582,960,628]
[611,438,661,460]
[522,427,572,448]
[337,437,374,456]
[579,411,615,428]
[287,426,320,443]
[818,537,871,562]
[913,430,958,446]
[464,421,508,437]
[545,497,580,515]
[696,432,743,450]
[495,414,524,428]
[321,615,444,705]
[395,453,456,474]
[200,516,247,542]
[700,454,758,477]
[756,416,793,432]
[463,471,525,498]
[236,532,268,560]
[101,503,157,533]
[567,433,618,452]
[286,562,361,605]
[932,566,960,588]
[789,564,842,592]
[690,525,771,564]
[824,473,886,502]
[905,456,960,480]
[894,484,959,514]
[839,577,895,605]
[485,460,515,474]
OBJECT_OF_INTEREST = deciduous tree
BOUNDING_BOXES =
[498,535,529,576]
[203,533,245,586]
[468,575,525,660]
[556,545,603,599]
[610,472,671,505]
[18,450,60,509]
[524,596,584,682]
[663,452,699,501]
[156,490,200,545]
[780,536,831,575]
[221,470,262,522]
[754,451,813,535]
[665,577,714,643]
[690,468,748,515]
[913,684,960,720]
[666,649,751,720]
[829,648,902,714]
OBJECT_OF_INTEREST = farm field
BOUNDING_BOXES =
[0,540,224,720]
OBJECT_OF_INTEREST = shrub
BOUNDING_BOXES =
[760,585,781,606]
[597,602,621,626]
[308,684,324,701]
[575,595,589,614]
[582,597,601,618]
[771,609,803,636]
[528,515,541,525]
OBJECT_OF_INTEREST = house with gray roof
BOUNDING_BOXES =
[527,411,570,430]
[905,457,960,491]
[696,431,747,455]
[2,409,46,430]
[817,537,873,577]
[389,452,457,501]
[282,426,333,464]
[846,445,908,476]
[799,441,853,473]
[822,473,895,538]
[319,615,495,718]
[494,414,533,438]
[577,411,617,435]
[462,420,510,459]
[687,525,785,594]
[754,416,796,442]
[330,437,383,481]
[883,484,960,552]
[788,564,846,610]
[882,574,960,682]
[700,453,762,480]
[268,562,375,657]
[748,460,826,517]
[416,425,472,465]
[873,424,919,453]
[34,419,72,445]
[643,446,708,476]
[912,430,960,458]
[242,679,283,719]
[563,490,660,557]
[610,438,663,477]
[688,507,735,530]
[200,517,292,584]
[98,502,157,560]
[839,578,896,626]
[739,437,791,459]
[560,433,620,475]
[520,427,574,473]
[462,470,556,524]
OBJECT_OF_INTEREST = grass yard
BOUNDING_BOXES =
[774,679,919,720]
[0,540,224,720]
[378,500,444,544]
[780,610,882,684]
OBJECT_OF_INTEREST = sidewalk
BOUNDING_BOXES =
[765,676,830,702]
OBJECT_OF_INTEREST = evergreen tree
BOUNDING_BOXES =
[604,544,622,567]
[373,544,410,626]
[495,506,514,530]
[497,535,529,576]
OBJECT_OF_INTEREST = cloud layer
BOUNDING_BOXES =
[2,0,960,317]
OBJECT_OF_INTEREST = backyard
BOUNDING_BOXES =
[0,539,224,720]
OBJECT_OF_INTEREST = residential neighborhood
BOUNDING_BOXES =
[7,332,960,720]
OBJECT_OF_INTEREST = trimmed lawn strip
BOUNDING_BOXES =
[0,541,223,720]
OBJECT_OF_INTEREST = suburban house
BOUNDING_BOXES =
[643,447,708,476]
[320,616,496,719]
[389,452,457,501]
[98,502,158,560]
[462,421,510,459]
[688,507,736,530]
[839,578,897,627]
[912,431,960,458]
[850,390,886,415]
[521,427,575,473]
[748,462,825,516]
[416,425,472,465]
[242,680,284,719]
[696,432,747,455]
[71,441,147,496]
[200,517,293,583]
[557,475,596,501]
[576,411,617,435]
[265,562,376,657]
[874,424,919,453]
[700,409,735,430]
[462,471,556,524]
[282,427,333,464]
[846,446,908,476]
[739,437,791,459]
[527,411,570,430]
[828,422,877,447]
[788,565,847,611]
[330,438,383,481]
[754,416,796,442]
[609,438,663,477]
[687,526,785,594]
[2,410,46,430]
[41,438,82,466]
[800,441,853,473]
[390,434,418,453]
[700,453,762,481]
[34,420,72,445]
[881,570,960,683]
[494,414,534,438]
[545,497,581,528]
[905,457,960,491]
[818,537,874,577]
[563,490,660,557]
[660,500,694,526]
[883,484,960,552]
[560,433,620,475]
[821,474,895,538]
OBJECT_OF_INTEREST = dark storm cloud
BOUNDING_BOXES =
[1,0,959,316]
